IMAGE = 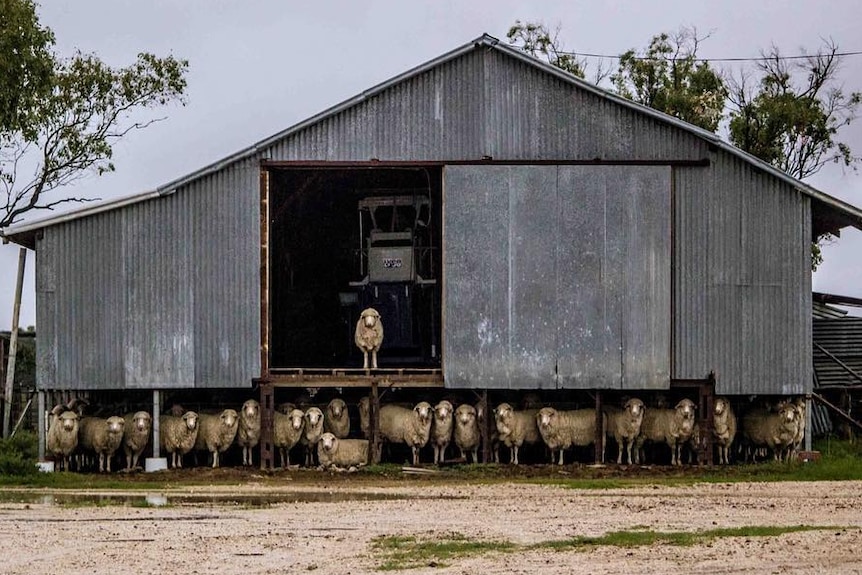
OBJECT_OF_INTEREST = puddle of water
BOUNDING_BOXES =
[0,490,450,508]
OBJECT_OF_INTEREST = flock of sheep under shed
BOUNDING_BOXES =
[44,393,807,471]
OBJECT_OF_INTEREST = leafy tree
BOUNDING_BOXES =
[507,21,593,81]
[728,40,861,180]
[611,28,726,132]
[0,0,188,229]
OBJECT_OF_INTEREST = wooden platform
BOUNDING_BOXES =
[256,367,444,388]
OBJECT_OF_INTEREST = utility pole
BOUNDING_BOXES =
[3,247,27,438]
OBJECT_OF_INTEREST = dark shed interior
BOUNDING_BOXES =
[267,167,443,369]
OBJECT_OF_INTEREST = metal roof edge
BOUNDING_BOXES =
[3,33,861,238]
[1,188,162,244]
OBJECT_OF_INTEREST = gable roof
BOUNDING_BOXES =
[4,33,862,249]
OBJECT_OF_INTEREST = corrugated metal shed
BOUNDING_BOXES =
[3,34,862,394]
[813,318,862,388]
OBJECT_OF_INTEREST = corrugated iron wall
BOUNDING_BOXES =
[36,159,260,390]
[673,155,812,395]
[34,44,811,394]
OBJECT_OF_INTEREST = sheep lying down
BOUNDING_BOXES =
[317,432,369,469]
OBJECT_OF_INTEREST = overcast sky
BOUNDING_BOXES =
[2,0,862,329]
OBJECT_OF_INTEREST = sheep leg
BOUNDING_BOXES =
[212,450,218,468]
[371,350,378,369]
[363,351,369,369]
[471,448,478,463]
[412,445,420,466]
[511,445,519,465]
[557,449,564,466]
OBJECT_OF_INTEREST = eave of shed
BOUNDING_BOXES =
[2,32,861,249]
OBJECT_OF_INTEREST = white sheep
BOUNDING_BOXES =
[193,409,239,468]
[780,397,807,460]
[379,402,433,465]
[713,397,737,465]
[431,400,454,464]
[78,416,126,473]
[604,398,645,465]
[453,404,480,463]
[47,408,79,471]
[273,409,305,468]
[355,307,384,369]
[494,403,540,465]
[123,411,152,471]
[741,402,800,462]
[159,411,199,469]
[237,399,261,466]
[536,407,606,465]
[324,398,350,439]
[635,399,697,465]
[300,407,325,466]
[317,432,369,469]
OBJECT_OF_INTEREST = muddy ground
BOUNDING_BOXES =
[1,471,861,574]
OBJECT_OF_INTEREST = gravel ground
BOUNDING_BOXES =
[1,480,861,574]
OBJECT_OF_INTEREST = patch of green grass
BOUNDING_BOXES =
[370,533,515,570]
[369,526,839,570]
[533,525,838,551]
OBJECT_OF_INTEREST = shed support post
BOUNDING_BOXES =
[371,381,380,464]
[152,390,161,458]
[594,390,604,464]
[260,383,274,470]
[702,373,715,466]
[3,247,26,439]
[481,389,490,464]
[804,395,812,452]
[37,390,45,460]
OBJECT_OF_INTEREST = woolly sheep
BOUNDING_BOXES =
[123,411,152,471]
[79,416,126,473]
[276,402,296,415]
[604,398,645,465]
[300,407,325,466]
[741,402,800,462]
[355,307,384,369]
[159,411,199,469]
[431,400,454,464]
[47,409,79,471]
[713,397,737,465]
[273,409,305,468]
[453,404,481,463]
[779,397,807,460]
[379,402,433,465]
[324,398,350,439]
[317,432,369,469]
[194,409,239,468]
[494,403,540,465]
[635,399,697,465]
[536,407,606,465]
[237,399,261,466]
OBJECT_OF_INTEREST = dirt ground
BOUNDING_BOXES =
[1,477,861,574]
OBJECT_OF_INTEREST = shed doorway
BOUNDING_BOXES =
[265,166,442,370]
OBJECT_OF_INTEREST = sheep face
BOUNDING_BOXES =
[778,403,797,423]
[106,416,125,436]
[361,308,380,329]
[625,398,645,418]
[494,403,514,434]
[455,404,476,426]
[675,399,696,420]
[242,400,259,420]
[414,402,433,425]
[132,411,151,432]
[289,409,305,431]
[715,398,730,417]
[328,398,346,418]
[220,409,238,428]
[434,401,453,423]
[320,432,337,452]
[60,411,79,432]
[305,407,324,427]
[537,407,557,431]
[182,411,199,431]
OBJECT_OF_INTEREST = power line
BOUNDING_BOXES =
[546,49,862,63]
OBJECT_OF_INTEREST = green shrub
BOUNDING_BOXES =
[0,431,39,476]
